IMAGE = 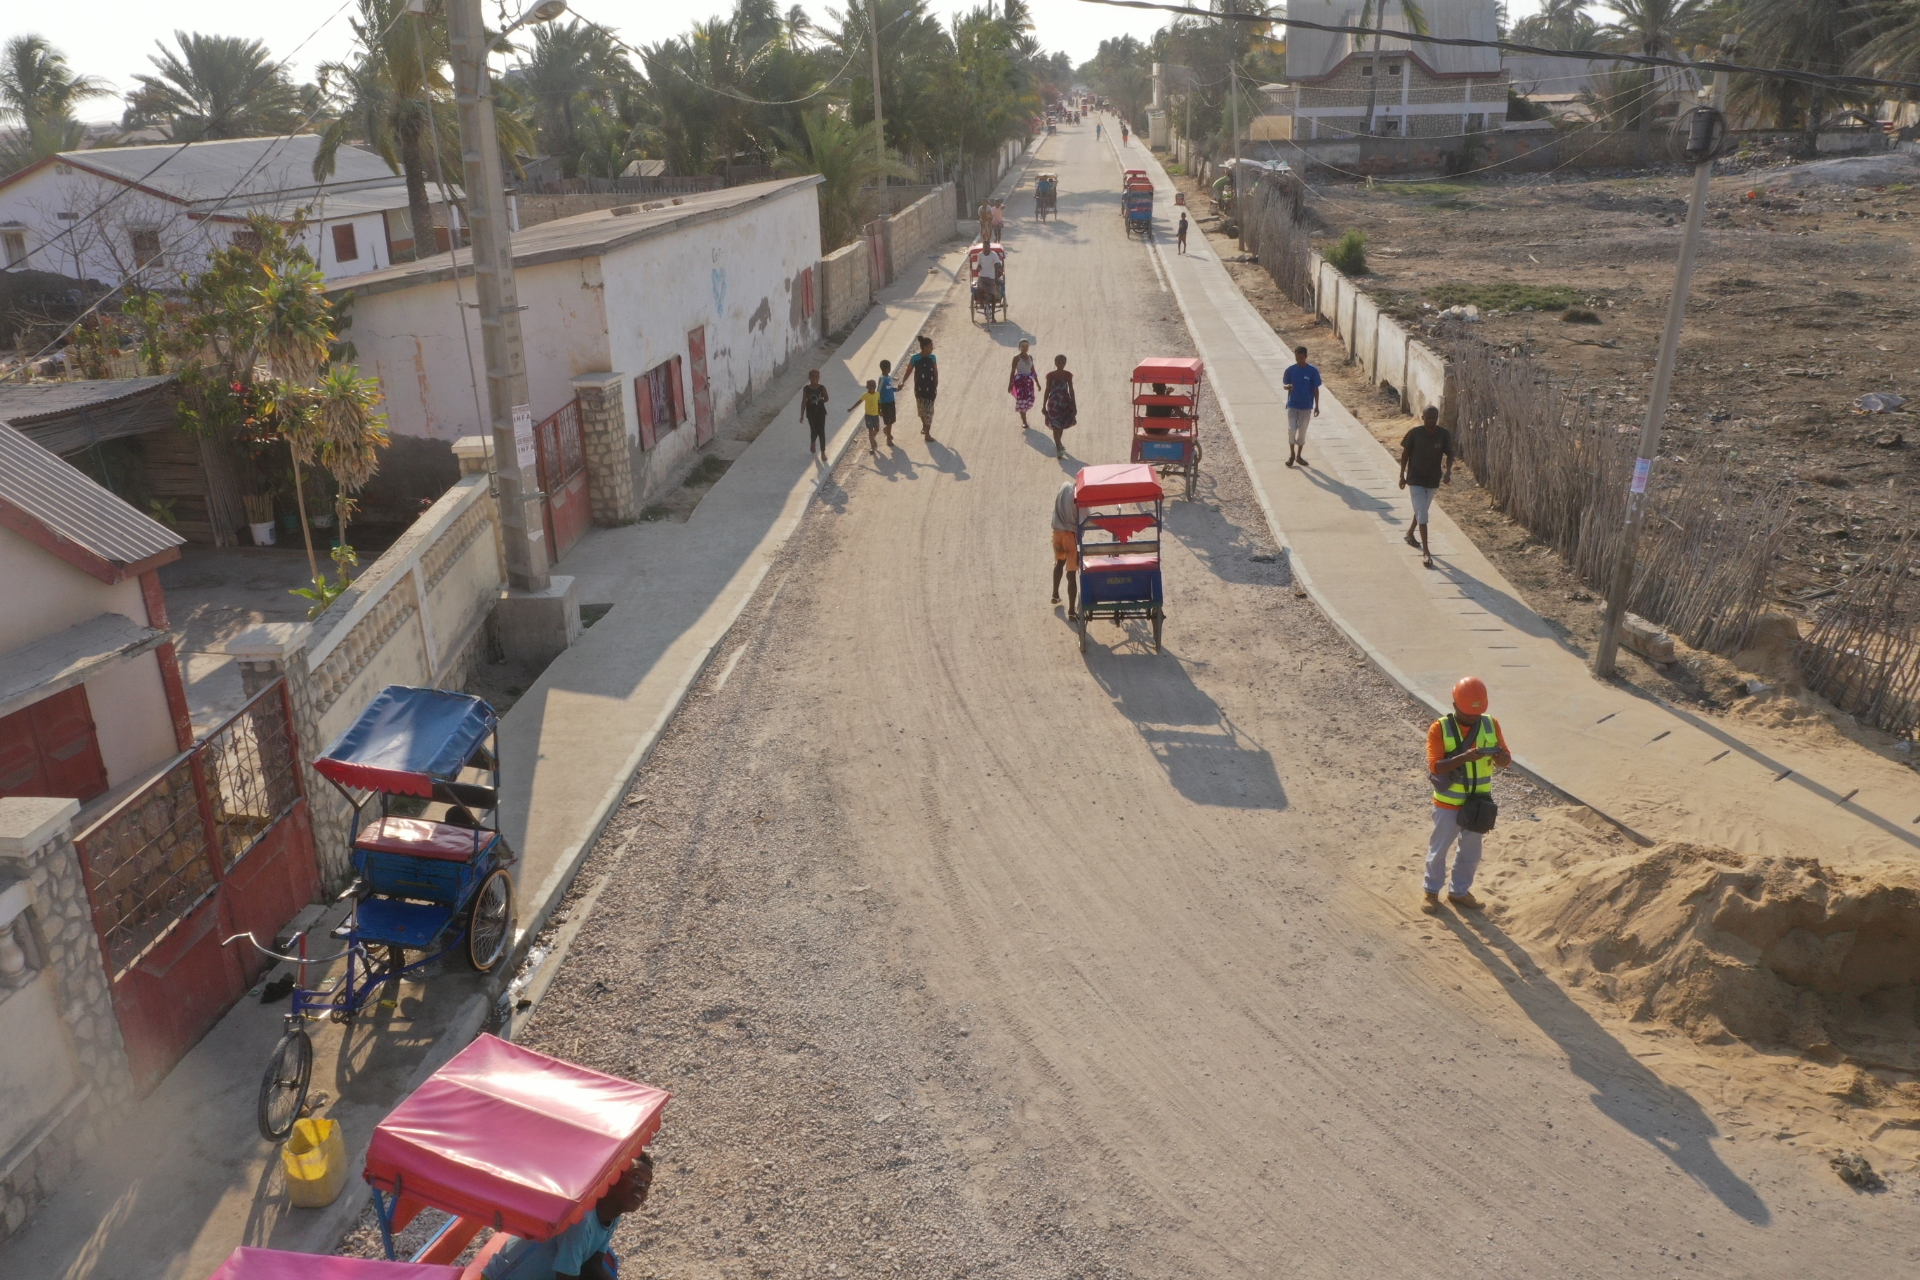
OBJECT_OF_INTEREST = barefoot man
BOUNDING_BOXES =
[1051,477,1079,618]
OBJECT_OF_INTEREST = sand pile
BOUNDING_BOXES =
[1505,841,1920,1070]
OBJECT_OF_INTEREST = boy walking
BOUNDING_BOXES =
[877,359,898,448]
[799,369,830,463]
[1398,406,1454,569]
[1176,211,1189,254]
[850,378,883,455]
[906,336,938,439]
[1281,346,1320,468]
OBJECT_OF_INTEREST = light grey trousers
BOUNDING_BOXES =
[1424,805,1483,895]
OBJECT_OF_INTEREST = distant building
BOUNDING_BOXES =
[1259,0,1509,140]
[0,135,460,289]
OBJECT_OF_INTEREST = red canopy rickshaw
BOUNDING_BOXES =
[206,1253,462,1280]
[364,1034,670,1269]
[1129,357,1205,501]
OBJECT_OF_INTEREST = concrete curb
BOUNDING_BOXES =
[1131,146,1649,843]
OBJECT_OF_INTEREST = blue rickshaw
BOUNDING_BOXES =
[1074,463,1166,654]
[249,685,516,1141]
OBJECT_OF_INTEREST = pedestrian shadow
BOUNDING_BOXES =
[1425,559,1573,645]
[926,437,969,481]
[1437,908,1772,1225]
[870,446,923,482]
[1296,464,1399,520]
[1023,427,1063,458]
[1084,644,1287,810]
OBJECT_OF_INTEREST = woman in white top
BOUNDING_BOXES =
[1007,339,1038,430]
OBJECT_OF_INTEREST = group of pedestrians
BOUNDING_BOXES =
[799,336,942,463]
[1007,338,1077,457]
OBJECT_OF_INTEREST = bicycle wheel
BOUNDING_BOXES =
[467,868,514,973]
[258,1025,312,1142]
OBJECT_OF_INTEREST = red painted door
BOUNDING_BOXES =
[535,400,591,561]
[0,685,109,800]
[688,327,714,445]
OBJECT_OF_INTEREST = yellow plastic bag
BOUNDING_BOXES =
[281,1117,348,1208]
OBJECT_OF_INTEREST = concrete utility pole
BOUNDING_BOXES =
[448,0,550,595]
[1593,40,1734,677]
[870,0,886,173]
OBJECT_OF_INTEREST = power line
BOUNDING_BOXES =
[1074,0,1920,96]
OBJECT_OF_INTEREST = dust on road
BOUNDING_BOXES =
[509,122,1918,1279]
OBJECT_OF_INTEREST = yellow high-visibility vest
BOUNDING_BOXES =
[1433,714,1499,806]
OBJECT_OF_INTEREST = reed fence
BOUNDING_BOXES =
[1237,172,1315,307]
[1796,527,1920,736]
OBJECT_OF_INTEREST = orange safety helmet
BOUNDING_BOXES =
[1452,675,1489,716]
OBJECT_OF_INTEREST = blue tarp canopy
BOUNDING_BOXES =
[314,686,497,798]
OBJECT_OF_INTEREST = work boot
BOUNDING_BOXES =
[1421,891,1441,914]
[1447,892,1483,910]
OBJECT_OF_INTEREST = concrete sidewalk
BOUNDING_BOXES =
[1118,139,1920,859]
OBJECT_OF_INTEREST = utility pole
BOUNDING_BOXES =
[1593,40,1733,676]
[869,0,886,173]
[448,0,549,594]
[1227,1,1242,248]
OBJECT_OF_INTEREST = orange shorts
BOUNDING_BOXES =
[1052,530,1076,562]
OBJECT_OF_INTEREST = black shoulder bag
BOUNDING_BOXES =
[1448,714,1499,834]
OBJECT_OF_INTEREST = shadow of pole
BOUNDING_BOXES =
[1438,909,1772,1225]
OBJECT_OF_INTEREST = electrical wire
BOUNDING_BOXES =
[1074,0,1920,96]
[7,0,424,378]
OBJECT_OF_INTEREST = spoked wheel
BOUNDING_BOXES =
[1185,462,1196,502]
[1077,612,1089,654]
[1152,606,1164,653]
[258,1025,313,1142]
[467,868,514,972]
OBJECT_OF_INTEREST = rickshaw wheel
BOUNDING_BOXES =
[467,868,514,972]
[1077,612,1088,654]
[257,1025,312,1142]
[1152,607,1164,653]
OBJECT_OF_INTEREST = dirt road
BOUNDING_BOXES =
[511,123,1916,1278]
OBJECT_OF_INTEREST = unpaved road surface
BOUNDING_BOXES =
[512,123,1917,1278]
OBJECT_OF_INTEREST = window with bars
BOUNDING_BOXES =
[635,357,686,451]
[131,228,163,266]
[2,230,25,268]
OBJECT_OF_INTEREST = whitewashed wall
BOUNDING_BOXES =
[1311,253,1453,423]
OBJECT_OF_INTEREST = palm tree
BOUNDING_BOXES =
[512,19,632,174]
[1358,1,1430,137]
[1512,0,1601,49]
[0,35,111,175]
[1731,0,1873,155]
[1599,0,1717,159]
[773,108,908,248]
[123,32,306,140]
[1849,1,1920,95]
[311,364,389,555]
[314,0,455,262]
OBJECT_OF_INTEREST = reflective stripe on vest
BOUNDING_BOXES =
[1432,714,1498,806]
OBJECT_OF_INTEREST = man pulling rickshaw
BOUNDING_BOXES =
[1034,173,1058,221]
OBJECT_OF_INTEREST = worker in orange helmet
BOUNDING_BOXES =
[1423,676,1511,913]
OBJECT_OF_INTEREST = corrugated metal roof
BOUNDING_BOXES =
[59,135,403,212]
[335,176,823,299]
[1286,0,1503,80]
[0,377,174,424]
[0,420,184,578]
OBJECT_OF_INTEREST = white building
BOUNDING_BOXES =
[0,135,453,287]
[1266,0,1509,139]
[334,176,825,515]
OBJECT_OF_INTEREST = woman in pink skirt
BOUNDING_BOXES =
[1007,338,1038,429]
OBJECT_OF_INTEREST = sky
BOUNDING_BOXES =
[7,0,1555,124]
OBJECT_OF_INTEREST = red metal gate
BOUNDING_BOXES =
[535,398,590,562]
[687,327,714,446]
[74,679,317,1093]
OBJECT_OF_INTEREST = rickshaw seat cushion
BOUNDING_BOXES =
[1083,553,1159,572]
[355,898,458,949]
[356,817,490,862]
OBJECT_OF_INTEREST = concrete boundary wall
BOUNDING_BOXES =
[1311,254,1452,423]
[821,237,873,336]
[823,183,959,337]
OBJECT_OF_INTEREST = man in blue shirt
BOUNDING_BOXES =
[484,1153,653,1280]
[1281,345,1321,468]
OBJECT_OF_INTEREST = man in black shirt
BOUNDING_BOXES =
[1398,406,1453,569]
[799,369,830,463]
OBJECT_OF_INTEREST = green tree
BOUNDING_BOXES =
[1855,1,1920,84]
[123,32,307,140]
[1729,0,1873,155]
[0,35,110,177]
[511,19,635,175]
[1599,0,1720,159]
[1511,0,1601,48]
[774,108,908,248]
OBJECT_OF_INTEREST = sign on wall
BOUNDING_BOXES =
[512,403,536,476]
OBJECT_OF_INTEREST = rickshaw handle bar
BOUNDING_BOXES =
[222,930,354,966]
